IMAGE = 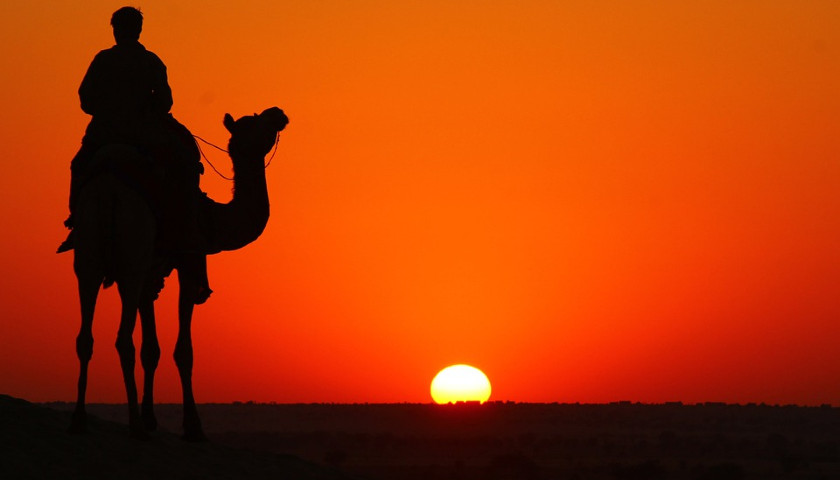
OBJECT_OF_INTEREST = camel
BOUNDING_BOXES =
[68,107,289,440]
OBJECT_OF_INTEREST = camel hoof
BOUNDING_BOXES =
[68,410,87,434]
[129,422,151,441]
[141,408,158,432]
[182,409,207,442]
[128,415,152,440]
[182,418,208,442]
[130,428,151,441]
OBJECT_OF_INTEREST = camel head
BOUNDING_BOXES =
[224,107,289,160]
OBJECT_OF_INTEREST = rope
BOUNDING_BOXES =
[192,133,281,181]
[264,133,280,168]
[193,136,233,180]
[193,134,228,153]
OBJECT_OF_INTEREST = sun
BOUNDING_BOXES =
[431,364,492,404]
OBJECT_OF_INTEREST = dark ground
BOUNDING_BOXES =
[38,398,840,480]
[0,395,353,480]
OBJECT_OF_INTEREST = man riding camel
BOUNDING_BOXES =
[59,7,210,303]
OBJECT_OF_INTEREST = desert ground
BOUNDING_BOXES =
[11,397,835,479]
[0,394,351,479]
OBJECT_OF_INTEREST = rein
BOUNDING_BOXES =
[192,133,280,181]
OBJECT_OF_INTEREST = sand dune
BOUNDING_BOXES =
[0,394,353,480]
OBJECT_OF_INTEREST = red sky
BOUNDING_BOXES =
[1,0,839,405]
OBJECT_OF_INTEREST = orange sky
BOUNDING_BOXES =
[1,1,839,405]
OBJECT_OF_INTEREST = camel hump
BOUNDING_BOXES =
[92,143,149,167]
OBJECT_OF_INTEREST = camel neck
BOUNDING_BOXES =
[203,152,270,253]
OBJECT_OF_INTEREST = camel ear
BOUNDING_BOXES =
[223,113,235,132]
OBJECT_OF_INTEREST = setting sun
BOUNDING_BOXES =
[430,365,492,404]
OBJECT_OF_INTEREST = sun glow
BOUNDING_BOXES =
[430,365,492,404]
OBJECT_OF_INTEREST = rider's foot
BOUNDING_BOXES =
[57,230,75,253]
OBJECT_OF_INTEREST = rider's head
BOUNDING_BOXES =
[111,7,143,44]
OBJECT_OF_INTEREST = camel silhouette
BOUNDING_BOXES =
[68,107,289,440]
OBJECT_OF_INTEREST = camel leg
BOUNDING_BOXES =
[115,279,148,439]
[174,266,207,442]
[138,295,160,432]
[69,275,100,434]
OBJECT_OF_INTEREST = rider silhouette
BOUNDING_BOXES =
[59,7,211,303]
[63,7,173,229]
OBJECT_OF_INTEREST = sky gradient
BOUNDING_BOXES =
[1,0,839,404]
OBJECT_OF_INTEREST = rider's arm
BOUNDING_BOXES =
[78,53,106,116]
[148,53,173,114]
